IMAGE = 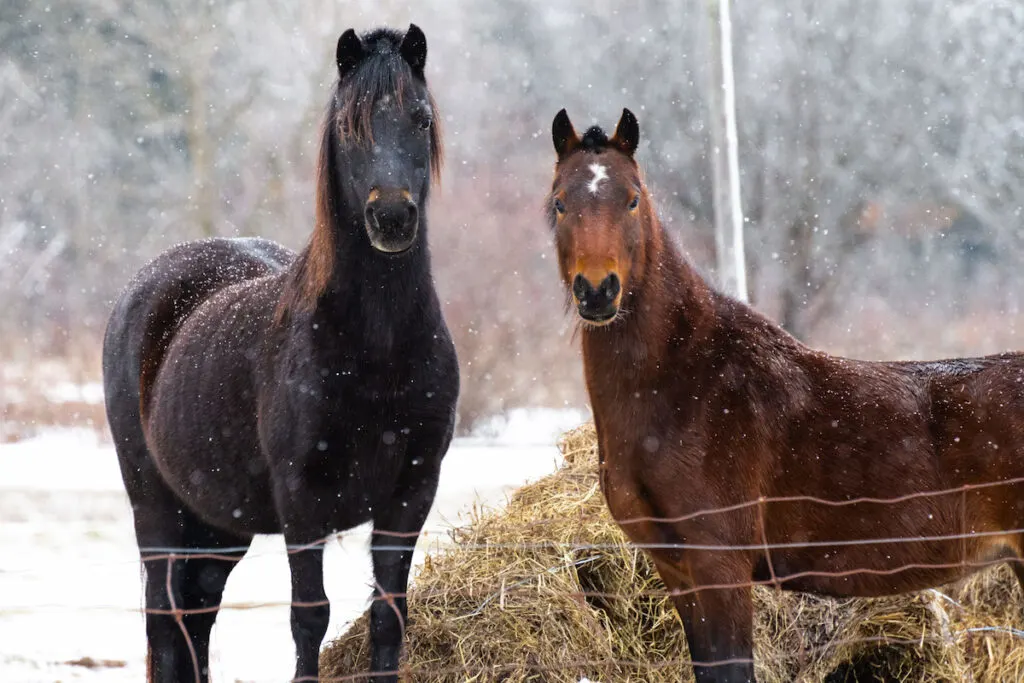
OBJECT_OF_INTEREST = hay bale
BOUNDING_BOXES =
[321,424,1024,682]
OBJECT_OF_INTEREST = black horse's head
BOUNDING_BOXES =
[329,24,442,255]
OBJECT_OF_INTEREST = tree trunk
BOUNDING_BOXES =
[185,67,217,238]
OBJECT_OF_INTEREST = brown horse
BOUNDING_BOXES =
[547,108,1024,682]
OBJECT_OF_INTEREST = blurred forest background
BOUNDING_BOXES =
[1,0,1023,436]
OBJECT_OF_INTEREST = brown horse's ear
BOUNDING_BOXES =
[611,108,640,157]
[552,109,581,159]
[337,29,365,79]
[400,24,428,74]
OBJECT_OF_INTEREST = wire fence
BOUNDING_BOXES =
[297,633,1024,682]
[6,475,1024,681]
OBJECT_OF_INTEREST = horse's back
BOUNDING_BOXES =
[103,237,293,494]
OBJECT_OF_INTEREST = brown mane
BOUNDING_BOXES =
[274,114,338,325]
[276,30,443,324]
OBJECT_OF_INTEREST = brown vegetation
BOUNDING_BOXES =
[0,344,105,442]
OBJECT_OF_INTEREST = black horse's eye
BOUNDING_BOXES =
[554,197,566,215]
[413,110,432,131]
[628,195,640,210]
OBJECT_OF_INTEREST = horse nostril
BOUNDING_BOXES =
[572,274,590,301]
[405,202,418,226]
[364,205,377,227]
[601,273,621,300]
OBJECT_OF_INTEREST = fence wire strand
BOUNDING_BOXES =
[8,474,1024,680]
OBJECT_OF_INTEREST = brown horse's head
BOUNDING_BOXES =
[547,108,649,326]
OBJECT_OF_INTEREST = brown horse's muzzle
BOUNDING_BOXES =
[572,272,621,323]
[364,188,418,254]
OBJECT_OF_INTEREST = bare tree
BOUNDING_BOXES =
[4,0,1024,426]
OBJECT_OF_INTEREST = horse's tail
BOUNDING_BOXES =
[102,237,293,423]
[103,267,206,423]
[103,247,212,427]
[134,274,205,420]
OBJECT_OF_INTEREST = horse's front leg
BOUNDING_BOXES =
[368,425,450,682]
[671,555,756,683]
[648,547,756,683]
[285,540,329,681]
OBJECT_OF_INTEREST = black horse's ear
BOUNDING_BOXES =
[400,24,428,73]
[552,109,581,159]
[336,29,365,79]
[611,108,640,157]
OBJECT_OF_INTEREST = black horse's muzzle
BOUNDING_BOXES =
[364,189,418,254]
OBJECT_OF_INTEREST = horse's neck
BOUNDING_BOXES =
[581,230,717,389]
[335,228,432,329]
[288,197,437,357]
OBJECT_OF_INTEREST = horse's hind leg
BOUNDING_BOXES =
[109,414,249,681]
[106,407,202,681]
[137,498,250,683]
[179,519,251,678]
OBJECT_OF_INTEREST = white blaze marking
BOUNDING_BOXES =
[587,163,608,195]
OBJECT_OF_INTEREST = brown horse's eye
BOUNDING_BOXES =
[417,116,432,131]
[628,195,640,211]
[554,198,566,215]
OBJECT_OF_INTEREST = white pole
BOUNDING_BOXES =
[706,0,749,302]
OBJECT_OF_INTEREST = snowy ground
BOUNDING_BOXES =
[0,409,584,682]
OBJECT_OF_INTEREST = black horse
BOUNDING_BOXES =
[103,25,457,683]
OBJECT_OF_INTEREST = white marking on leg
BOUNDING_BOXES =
[588,163,608,195]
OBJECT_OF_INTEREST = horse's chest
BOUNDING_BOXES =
[595,413,707,526]
[320,365,421,425]
[286,367,443,471]
[595,428,651,525]
[259,340,455,515]
[262,396,414,530]
[317,395,414,461]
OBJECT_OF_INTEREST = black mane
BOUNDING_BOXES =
[360,27,406,55]
[335,28,415,142]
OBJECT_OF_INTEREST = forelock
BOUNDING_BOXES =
[580,126,609,152]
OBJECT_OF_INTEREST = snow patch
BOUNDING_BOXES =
[44,381,105,405]
[0,429,118,491]
[0,428,567,681]
[466,407,588,447]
